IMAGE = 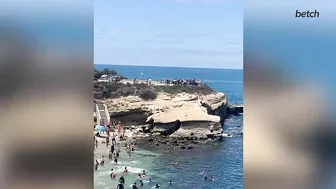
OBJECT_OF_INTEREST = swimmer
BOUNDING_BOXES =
[139,180,144,187]
[110,169,117,179]
[119,176,125,184]
[145,178,153,183]
[142,170,146,177]
[123,167,128,175]
[154,184,160,188]
[204,175,208,180]
[137,174,142,179]
[132,182,139,189]
[210,176,215,181]
[116,182,124,189]
[110,169,113,178]
[168,180,172,184]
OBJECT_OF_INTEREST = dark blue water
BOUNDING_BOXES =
[94,64,243,189]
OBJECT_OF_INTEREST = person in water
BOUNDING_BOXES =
[131,143,135,151]
[94,160,99,171]
[114,156,118,164]
[132,182,138,189]
[142,170,146,177]
[139,180,144,187]
[127,148,132,159]
[123,167,128,175]
[168,180,172,184]
[137,173,142,180]
[210,176,215,181]
[116,182,124,189]
[100,156,105,166]
[154,183,160,188]
[119,176,125,184]
[110,169,116,179]
[204,175,208,180]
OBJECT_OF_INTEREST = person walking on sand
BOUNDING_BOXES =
[106,136,110,147]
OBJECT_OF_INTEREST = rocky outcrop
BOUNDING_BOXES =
[104,92,228,126]
[101,92,242,147]
[227,104,243,115]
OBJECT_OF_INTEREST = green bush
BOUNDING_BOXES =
[139,88,157,100]
[116,86,136,97]
[154,84,214,94]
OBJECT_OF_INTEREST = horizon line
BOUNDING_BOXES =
[94,63,243,70]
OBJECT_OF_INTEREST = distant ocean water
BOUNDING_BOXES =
[94,65,243,189]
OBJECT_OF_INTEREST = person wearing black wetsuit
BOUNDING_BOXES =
[132,182,139,189]
[140,180,144,187]
[119,176,125,184]
[116,182,124,189]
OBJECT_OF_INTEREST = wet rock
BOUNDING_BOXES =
[180,146,186,149]
[148,138,154,142]
[187,146,193,150]
[227,104,243,115]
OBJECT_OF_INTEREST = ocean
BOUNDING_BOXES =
[94,65,243,189]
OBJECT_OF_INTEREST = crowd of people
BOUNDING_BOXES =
[163,78,203,86]
[94,120,217,188]
[130,77,203,87]
[94,120,173,189]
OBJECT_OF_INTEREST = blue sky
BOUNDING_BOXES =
[94,0,243,69]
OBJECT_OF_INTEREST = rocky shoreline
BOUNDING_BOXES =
[97,91,243,149]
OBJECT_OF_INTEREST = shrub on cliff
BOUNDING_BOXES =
[154,84,214,94]
[139,88,157,100]
[116,86,136,97]
[105,83,124,93]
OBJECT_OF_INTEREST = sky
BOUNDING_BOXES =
[94,0,243,69]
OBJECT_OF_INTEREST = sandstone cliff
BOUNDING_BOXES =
[96,91,243,146]
[102,92,226,124]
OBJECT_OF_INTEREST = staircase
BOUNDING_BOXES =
[95,103,110,125]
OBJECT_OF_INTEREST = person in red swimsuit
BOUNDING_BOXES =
[117,121,123,135]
